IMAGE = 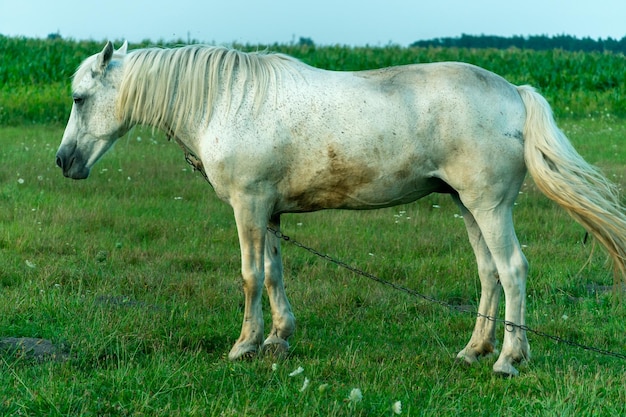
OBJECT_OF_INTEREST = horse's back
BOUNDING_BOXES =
[287,61,526,145]
[204,61,529,214]
[295,63,527,195]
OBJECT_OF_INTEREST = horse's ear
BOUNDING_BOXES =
[116,40,128,55]
[94,41,114,75]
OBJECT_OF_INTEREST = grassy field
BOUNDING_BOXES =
[0,116,625,415]
[1,36,626,416]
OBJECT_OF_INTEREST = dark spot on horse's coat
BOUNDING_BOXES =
[504,130,523,141]
[285,146,377,212]
[470,67,490,85]
[394,168,411,181]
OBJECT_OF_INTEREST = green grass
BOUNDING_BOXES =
[2,35,626,125]
[0,118,625,415]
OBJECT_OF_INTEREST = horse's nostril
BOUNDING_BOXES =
[55,155,63,169]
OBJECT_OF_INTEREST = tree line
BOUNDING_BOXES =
[410,34,626,54]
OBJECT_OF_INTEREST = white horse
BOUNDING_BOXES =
[56,41,626,376]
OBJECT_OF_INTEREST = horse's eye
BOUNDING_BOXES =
[73,96,84,105]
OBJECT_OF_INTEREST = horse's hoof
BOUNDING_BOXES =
[263,335,290,358]
[262,339,290,359]
[241,351,257,361]
[228,343,259,361]
[455,355,475,367]
[492,360,519,377]
[456,349,479,366]
[456,345,499,366]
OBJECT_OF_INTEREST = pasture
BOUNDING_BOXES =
[1,37,626,415]
[1,119,625,415]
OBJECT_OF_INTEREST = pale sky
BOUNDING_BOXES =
[1,0,625,46]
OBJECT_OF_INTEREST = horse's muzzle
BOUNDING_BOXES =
[55,151,90,179]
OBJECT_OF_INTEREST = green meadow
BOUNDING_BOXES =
[0,37,625,416]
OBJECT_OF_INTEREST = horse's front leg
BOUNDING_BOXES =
[262,215,296,357]
[228,202,268,360]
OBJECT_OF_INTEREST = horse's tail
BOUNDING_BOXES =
[517,85,626,281]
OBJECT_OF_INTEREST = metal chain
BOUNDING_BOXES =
[171,136,212,185]
[178,149,626,361]
[267,227,626,361]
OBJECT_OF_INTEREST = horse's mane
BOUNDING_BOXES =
[115,45,301,136]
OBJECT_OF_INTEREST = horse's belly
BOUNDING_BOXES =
[277,173,448,213]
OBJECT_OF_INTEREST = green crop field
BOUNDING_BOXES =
[0,37,625,416]
[1,35,626,124]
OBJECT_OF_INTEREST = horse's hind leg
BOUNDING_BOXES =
[451,195,501,364]
[464,204,530,376]
[262,215,296,357]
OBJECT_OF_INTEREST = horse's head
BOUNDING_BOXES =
[56,41,129,179]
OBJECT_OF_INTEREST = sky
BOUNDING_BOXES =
[1,0,625,47]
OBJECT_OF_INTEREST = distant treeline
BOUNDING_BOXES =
[411,34,626,54]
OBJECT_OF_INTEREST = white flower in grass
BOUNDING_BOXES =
[288,366,304,377]
[299,377,310,392]
[271,363,278,371]
[348,387,362,403]
[17,178,24,184]
[392,400,402,415]
[25,260,36,269]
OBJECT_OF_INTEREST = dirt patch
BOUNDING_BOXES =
[0,337,70,362]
